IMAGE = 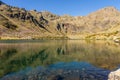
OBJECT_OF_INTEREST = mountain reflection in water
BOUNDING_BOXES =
[0,40,120,80]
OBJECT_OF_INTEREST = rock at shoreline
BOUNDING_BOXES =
[108,69,120,80]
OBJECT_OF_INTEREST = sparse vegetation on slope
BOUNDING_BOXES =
[0,1,120,40]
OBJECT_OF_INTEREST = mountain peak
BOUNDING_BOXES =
[88,6,120,17]
[102,6,118,11]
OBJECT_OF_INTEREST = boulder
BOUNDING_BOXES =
[108,69,120,80]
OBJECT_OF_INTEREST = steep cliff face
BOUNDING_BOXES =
[0,1,120,39]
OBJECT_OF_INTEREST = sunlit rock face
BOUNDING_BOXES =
[108,69,120,80]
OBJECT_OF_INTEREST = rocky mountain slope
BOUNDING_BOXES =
[0,1,120,40]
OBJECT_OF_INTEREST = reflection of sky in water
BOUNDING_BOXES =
[1,62,111,80]
[0,40,120,80]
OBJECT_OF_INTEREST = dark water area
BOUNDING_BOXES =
[1,62,110,80]
[0,40,120,80]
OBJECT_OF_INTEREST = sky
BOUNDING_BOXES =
[2,0,120,16]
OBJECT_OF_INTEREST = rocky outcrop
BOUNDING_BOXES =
[40,11,60,20]
[6,8,48,29]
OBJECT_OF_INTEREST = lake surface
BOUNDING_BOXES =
[0,40,120,80]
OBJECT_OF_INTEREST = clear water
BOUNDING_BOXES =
[0,40,120,80]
